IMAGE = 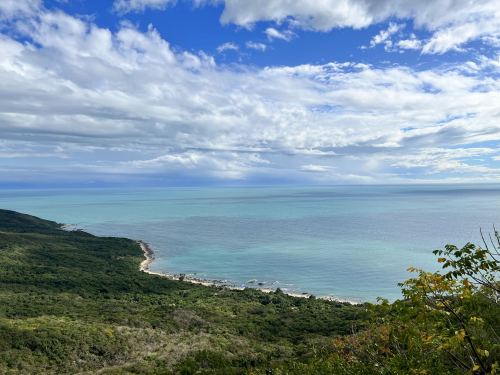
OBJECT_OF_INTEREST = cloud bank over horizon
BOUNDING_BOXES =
[0,0,499,187]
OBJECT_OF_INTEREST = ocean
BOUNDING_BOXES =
[1,184,499,302]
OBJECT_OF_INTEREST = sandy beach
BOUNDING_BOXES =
[139,240,216,288]
[138,240,358,303]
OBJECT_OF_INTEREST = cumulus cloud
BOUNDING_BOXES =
[365,24,427,53]
[397,36,422,50]
[369,22,404,50]
[0,4,499,185]
[113,0,176,14]
[214,0,500,54]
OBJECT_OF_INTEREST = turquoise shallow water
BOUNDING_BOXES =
[1,185,499,301]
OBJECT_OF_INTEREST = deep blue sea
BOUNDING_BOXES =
[1,185,499,302]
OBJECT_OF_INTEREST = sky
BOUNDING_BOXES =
[0,0,499,187]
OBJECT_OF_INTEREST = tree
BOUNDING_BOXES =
[398,229,500,374]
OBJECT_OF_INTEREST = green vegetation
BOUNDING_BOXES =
[0,209,498,374]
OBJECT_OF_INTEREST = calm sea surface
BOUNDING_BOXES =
[1,185,499,301]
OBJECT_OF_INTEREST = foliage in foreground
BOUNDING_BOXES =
[0,208,498,374]
[280,231,500,375]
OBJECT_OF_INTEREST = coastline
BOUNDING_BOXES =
[138,240,216,288]
[138,240,360,304]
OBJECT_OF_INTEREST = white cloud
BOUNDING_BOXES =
[216,41,239,53]
[265,27,294,41]
[397,36,422,50]
[113,0,176,14]
[369,22,404,50]
[482,34,500,47]
[0,0,40,19]
[214,0,500,54]
[480,54,500,70]
[422,19,499,54]
[367,25,424,53]
[459,54,500,74]
[0,6,499,184]
[246,41,267,51]
[124,151,269,179]
[300,164,330,173]
[387,148,497,174]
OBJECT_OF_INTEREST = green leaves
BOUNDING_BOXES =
[396,237,500,374]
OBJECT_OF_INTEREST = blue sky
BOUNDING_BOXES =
[0,0,499,187]
[41,0,492,69]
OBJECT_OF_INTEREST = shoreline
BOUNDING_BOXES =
[138,240,216,288]
[138,240,360,304]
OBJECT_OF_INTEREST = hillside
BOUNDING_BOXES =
[0,209,366,374]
